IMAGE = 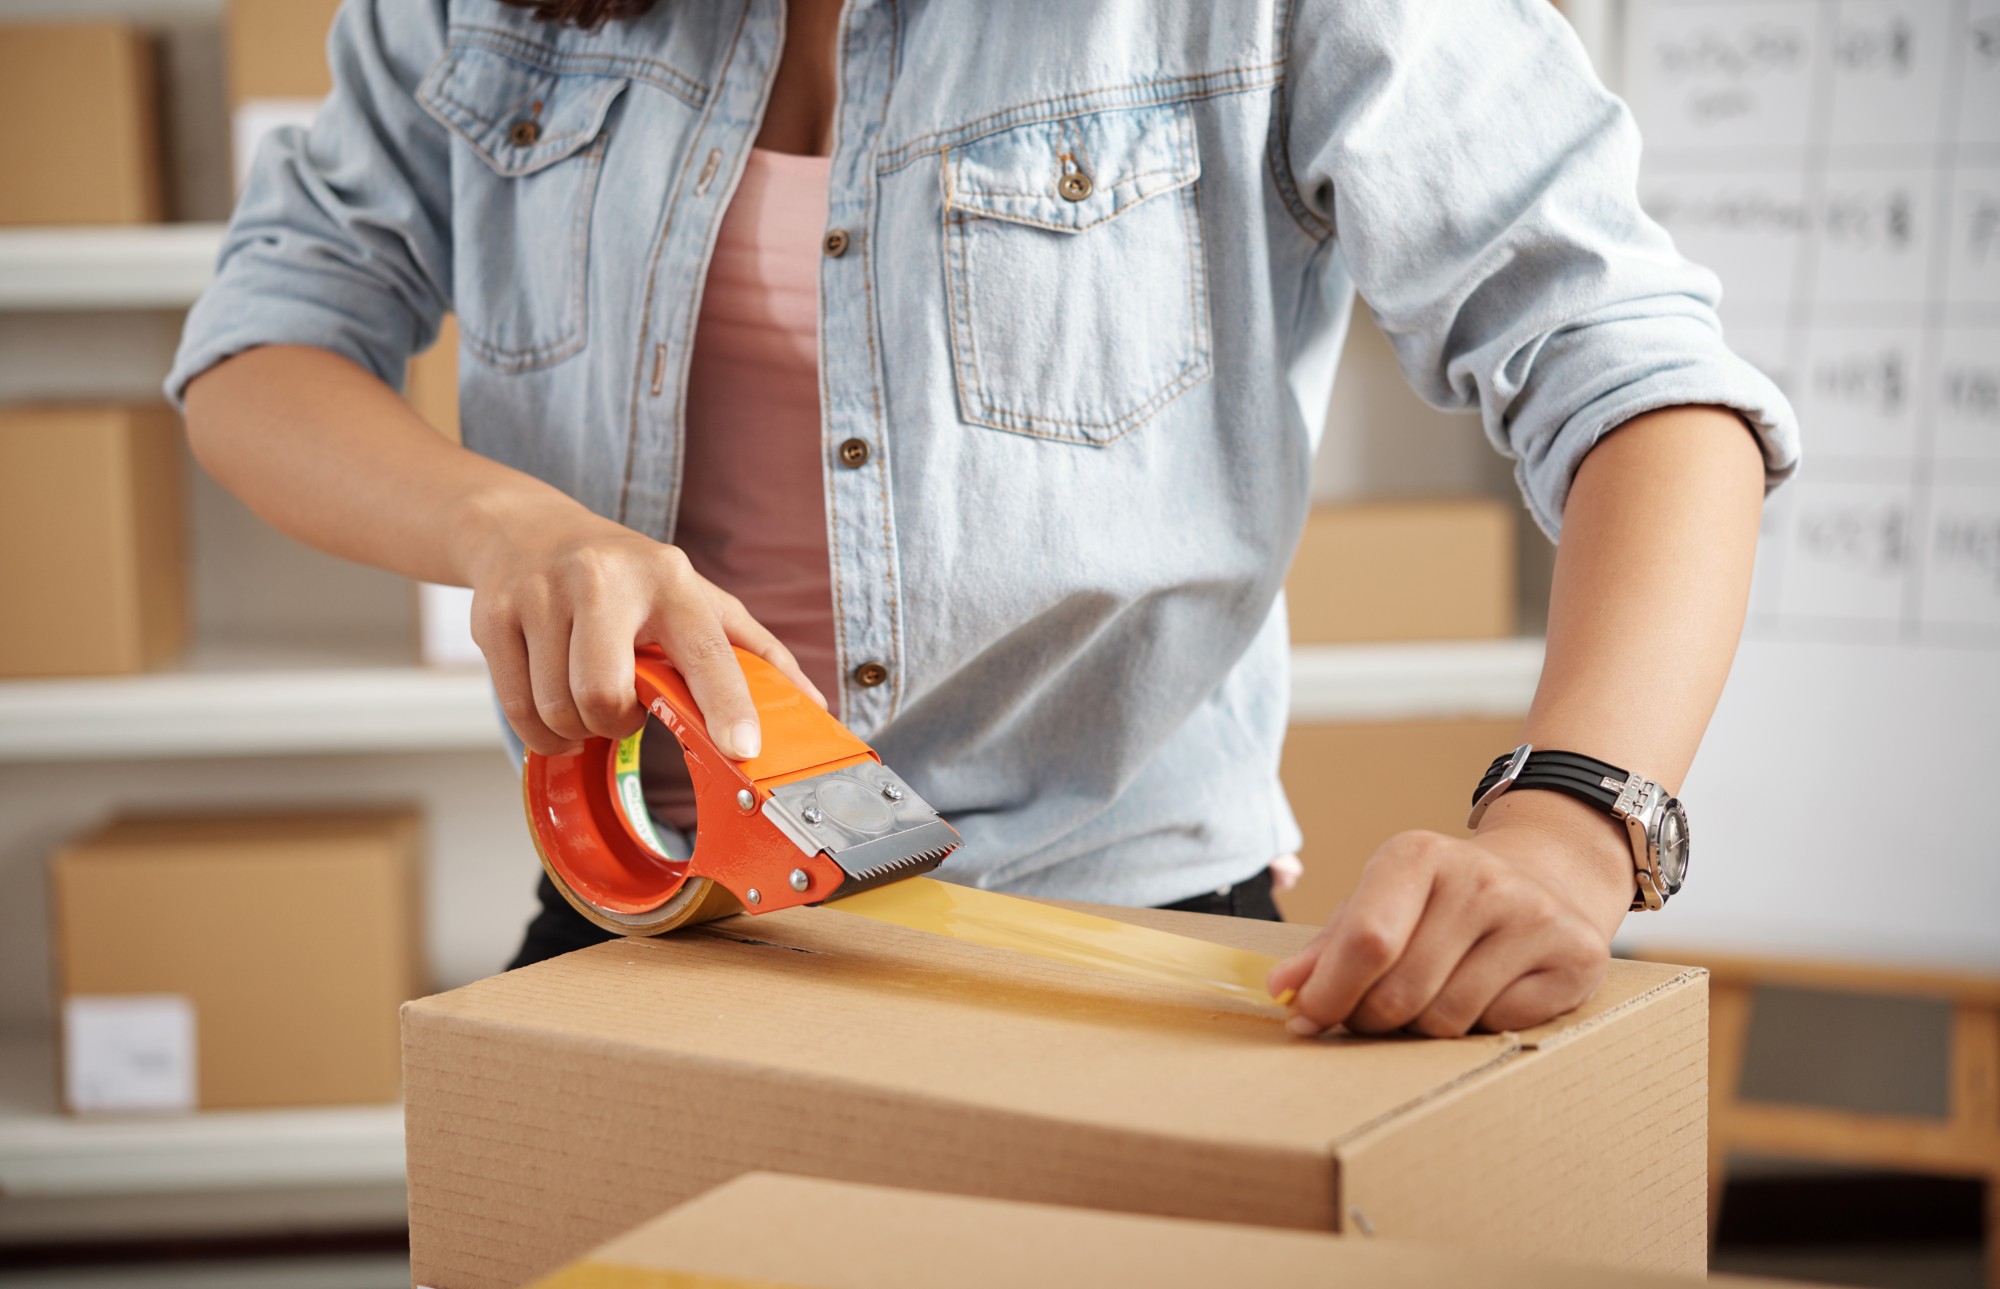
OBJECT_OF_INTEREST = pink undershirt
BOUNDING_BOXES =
[646,148,839,833]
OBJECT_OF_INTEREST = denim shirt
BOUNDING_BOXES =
[169,0,1799,906]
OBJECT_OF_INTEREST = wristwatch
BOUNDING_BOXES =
[1466,745,1689,911]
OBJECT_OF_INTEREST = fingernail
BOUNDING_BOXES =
[729,721,761,760]
[1272,987,1297,1008]
[1286,1015,1324,1038]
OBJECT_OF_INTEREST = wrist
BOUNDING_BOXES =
[448,481,593,588]
[1472,789,1635,937]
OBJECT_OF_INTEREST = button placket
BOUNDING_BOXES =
[629,0,784,544]
[818,0,905,737]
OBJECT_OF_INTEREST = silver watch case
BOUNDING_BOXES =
[1604,772,1690,912]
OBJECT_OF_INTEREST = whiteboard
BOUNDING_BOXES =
[1592,0,2000,968]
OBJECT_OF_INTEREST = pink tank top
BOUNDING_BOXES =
[646,148,839,834]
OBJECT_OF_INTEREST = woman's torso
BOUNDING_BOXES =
[419,0,1324,902]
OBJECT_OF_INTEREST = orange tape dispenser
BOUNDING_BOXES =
[522,646,961,936]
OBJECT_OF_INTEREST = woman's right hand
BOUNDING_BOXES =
[456,496,825,759]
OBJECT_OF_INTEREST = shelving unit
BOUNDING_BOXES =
[0,641,499,763]
[1288,638,1542,723]
[0,639,1544,763]
[0,1032,405,1245]
[0,224,224,310]
[0,1036,404,1198]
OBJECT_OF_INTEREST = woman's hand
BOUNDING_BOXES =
[456,492,826,759]
[1267,791,1635,1037]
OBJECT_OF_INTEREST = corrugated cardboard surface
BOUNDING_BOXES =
[225,0,343,104]
[53,810,425,1110]
[405,903,1705,1288]
[1285,499,1515,643]
[0,23,162,225]
[528,1172,1801,1289]
[1278,717,1523,926]
[0,405,186,677]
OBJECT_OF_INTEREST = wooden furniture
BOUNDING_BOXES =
[1641,950,2000,1286]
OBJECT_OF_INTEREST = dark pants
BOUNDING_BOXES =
[508,866,1282,970]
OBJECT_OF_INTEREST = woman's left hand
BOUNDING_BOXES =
[1266,792,1637,1038]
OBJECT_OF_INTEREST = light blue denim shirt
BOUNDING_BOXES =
[169,0,1799,906]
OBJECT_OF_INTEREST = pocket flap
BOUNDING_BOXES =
[419,43,628,177]
[942,101,1200,233]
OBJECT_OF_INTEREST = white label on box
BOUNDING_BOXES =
[420,582,486,669]
[63,995,197,1113]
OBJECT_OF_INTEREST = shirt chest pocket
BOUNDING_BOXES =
[418,45,628,372]
[941,101,1211,444]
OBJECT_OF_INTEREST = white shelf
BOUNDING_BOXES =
[1288,638,1543,723]
[0,639,503,762]
[0,639,1541,762]
[0,224,224,310]
[0,1034,404,1199]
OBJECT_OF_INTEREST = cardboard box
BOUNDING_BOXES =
[1279,716,1523,927]
[225,0,343,188]
[225,0,342,104]
[527,1172,1802,1289]
[406,314,462,446]
[404,903,1708,1288]
[53,810,425,1112]
[0,405,186,677]
[0,23,163,226]
[1286,499,1515,643]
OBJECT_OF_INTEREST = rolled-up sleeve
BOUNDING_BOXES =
[166,0,452,407]
[1283,0,1799,536]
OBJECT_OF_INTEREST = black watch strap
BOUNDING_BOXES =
[1472,748,1631,816]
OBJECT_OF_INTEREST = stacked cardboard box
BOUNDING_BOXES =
[529,1172,1795,1289]
[403,901,1708,1287]
[52,809,424,1112]
[0,23,163,226]
[1285,498,1515,645]
[0,406,186,677]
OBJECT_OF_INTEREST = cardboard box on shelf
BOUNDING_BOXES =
[406,315,461,445]
[0,405,186,677]
[225,0,343,188]
[0,23,163,226]
[1278,716,1523,927]
[531,1172,1804,1289]
[404,902,1708,1288]
[52,810,425,1113]
[1286,499,1516,643]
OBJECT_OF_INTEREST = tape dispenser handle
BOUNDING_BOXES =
[630,645,878,803]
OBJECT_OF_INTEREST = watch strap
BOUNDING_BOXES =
[1474,748,1631,814]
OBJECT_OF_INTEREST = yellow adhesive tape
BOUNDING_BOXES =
[529,1263,800,1289]
[827,877,1290,1007]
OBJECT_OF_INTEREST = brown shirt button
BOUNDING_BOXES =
[823,228,851,257]
[1057,171,1092,201]
[508,119,541,148]
[837,437,871,468]
[853,661,889,688]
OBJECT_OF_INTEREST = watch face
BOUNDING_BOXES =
[1656,799,1690,895]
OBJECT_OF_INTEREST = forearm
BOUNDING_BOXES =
[182,344,591,587]
[1474,404,1768,928]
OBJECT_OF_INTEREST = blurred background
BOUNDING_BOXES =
[0,1,1993,1285]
